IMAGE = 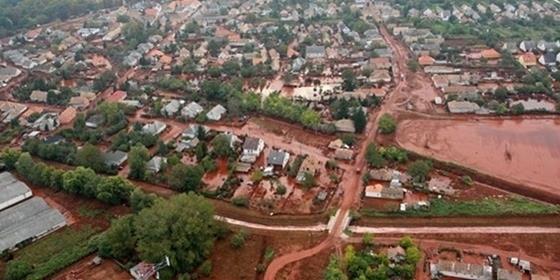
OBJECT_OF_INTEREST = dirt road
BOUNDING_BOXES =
[263,24,411,280]
[349,226,560,234]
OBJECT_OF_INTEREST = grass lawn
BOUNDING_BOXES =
[7,226,101,280]
[361,196,560,217]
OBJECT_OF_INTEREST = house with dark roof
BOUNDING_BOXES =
[538,51,557,67]
[104,150,128,168]
[266,149,290,169]
[241,137,264,163]
[305,45,326,59]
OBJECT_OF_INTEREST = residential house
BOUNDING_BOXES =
[364,184,404,200]
[518,52,537,67]
[305,45,326,60]
[176,138,200,152]
[519,40,536,52]
[480,48,501,60]
[182,124,208,139]
[59,107,77,125]
[432,75,449,88]
[0,101,27,123]
[106,90,127,103]
[142,121,167,136]
[206,104,226,121]
[418,55,435,66]
[0,66,21,85]
[430,260,492,280]
[293,85,337,102]
[369,70,392,83]
[104,150,128,168]
[334,148,353,160]
[241,137,264,163]
[86,114,104,128]
[30,90,48,103]
[31,113,59,131]
[370,57,392,70]
[296,157,321,183]
[538,51,557,67]
[68,96,90,109]
[428,176,455,195]
[161,99,182,117]
[334,119,356,133]
[537,40,559,52]
[447,100,480,114]
[181,101,203,119]
[266,149,290,169]
[146,156,167,173]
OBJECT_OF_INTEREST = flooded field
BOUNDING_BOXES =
[396,118,560,198]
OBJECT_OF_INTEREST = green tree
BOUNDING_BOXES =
[405,246,421,265]
[96,176,133,205]
[352,109,367,133]
[378,113,396,134]
[300,110,320,128]
[62,166,99,197]
[324,256,347,280]
[408,160,432,183]
[407,59,420,72]
[1,148,21,170]
[75,143,106,173]
[130,188,156,213]
[342,69,357,91]
[365,143,385,168]
[97,215,137,260]
[230,230,247,249]
[134,193,216,273]
[128,144,150,179]
[211,135,234,158]
[511,103,525,115]
[168,164,204,192]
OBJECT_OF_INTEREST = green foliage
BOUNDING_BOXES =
[365,143,386,168]
[510,103,525,115]
[75,143,106,173]
[93,71,116,92]
[167,164,204,192]
[97,215,136,260]
[130,189,156,213]
[275,184,287,195]
[211,135,234,158]
[0,148,21,170]
[379,146,408,164]
[128,145,150,180]
[5,260,32,280]
[301,172,316,189]
[134,193,216,273]
[22,138,76,164]
[407,60,420,72]
[342,69,357,91]
[408,160,432,183]
[96,176,134,205]
[199,260,212,277]
[461,175,473,186]
[324,256,347,280]
[378,114,396,134]
[352,109,367,133]
[7,226,98,280]
[287,156,304,178]
[230,230,248,249]
[263,93,321,129]
[232,197,249,207]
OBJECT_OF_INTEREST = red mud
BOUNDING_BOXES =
[396,118,560,201]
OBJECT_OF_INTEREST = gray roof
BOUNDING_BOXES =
[206,104,226,120]
[181,101,204,118]
[104,150,128,167]
[146,156,167,173]
[267,150,288,166]
[0,172,32,210]
[243,137,262,151]
[0,197,66,251]
[447,100,480,113]
[306,45,326,58]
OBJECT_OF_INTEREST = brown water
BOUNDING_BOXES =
[396,118,560,196]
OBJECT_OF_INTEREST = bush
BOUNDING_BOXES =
[378,113,396,134]
[408,160,432,183]
[275,184,287,195]
[5,260,32,280]
[199,260,212,277]
[230,230,247,249]
[462,175,473,186]
[232,197,249,207]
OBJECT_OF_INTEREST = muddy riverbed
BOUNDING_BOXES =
[396,118,560,199]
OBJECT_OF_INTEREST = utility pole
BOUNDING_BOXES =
[137,256,171,280]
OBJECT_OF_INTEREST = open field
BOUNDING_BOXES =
[361,196,559,218]
[396,118,560,200]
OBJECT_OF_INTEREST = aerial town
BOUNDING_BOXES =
[0,0,559,279]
